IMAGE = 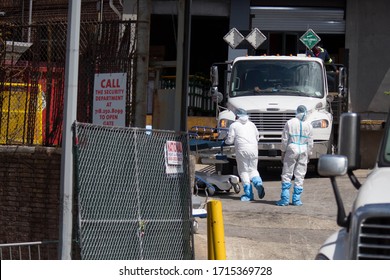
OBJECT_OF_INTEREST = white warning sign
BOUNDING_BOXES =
[93,73,126,127]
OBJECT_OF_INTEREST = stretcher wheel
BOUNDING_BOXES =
[233,183,241,194]
[205,185,216,196]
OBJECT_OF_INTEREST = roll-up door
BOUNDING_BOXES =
[251,7,345,34]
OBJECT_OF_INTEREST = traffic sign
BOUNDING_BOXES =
[245,28,267,49]
[223,28,245,49]
[300,29,321,50]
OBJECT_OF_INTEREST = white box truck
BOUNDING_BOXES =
[209,54,347,174]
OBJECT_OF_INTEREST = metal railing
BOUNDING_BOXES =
[0,240,58,260]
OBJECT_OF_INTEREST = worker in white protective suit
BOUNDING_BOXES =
[224,108,265,201]
[276,105,313,206]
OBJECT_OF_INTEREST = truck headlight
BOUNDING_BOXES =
[311,119,329,128]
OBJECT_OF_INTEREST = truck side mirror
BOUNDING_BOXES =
[318,154,348,177]
[211,89,223,104]
[210,65,219,87]
[326,94,334,103]
[338,112,361,170]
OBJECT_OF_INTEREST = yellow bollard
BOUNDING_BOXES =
[207,200,226,260]
[207,205,215,260]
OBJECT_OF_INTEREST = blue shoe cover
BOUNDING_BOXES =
[292,186,303,206]
[276,182,291,206]
[256,185,265,199]
[276,199,289,206]
[240,184,253,201]
[252,176,265,199]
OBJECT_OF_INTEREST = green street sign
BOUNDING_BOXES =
[300,29,321,50]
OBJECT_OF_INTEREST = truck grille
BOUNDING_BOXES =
[354,205,390,260]
[248,112,295,132]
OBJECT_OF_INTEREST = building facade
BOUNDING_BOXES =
[151,0,388,118]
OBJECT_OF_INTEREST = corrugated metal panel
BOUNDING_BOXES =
[251,7,345,34]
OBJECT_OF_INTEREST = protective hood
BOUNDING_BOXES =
[296,105,308,121]
[237,115,249,123]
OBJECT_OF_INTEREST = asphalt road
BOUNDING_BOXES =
[193,166,369,260]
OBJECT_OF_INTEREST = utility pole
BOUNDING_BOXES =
[58,0,81,260]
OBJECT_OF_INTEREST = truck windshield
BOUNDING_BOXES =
[230,60,324,98]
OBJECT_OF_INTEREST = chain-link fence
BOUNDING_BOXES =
[1,5,137,146]
[73,122,194,260]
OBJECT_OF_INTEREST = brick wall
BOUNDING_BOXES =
[0,146,61,244]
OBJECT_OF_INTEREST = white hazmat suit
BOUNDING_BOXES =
[225,109,265,201]
[276,105,313,206]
